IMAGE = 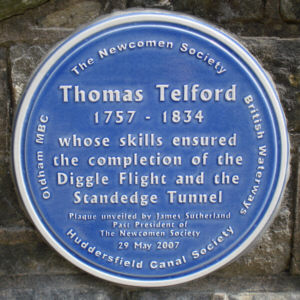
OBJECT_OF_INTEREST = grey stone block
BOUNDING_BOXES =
[0,0,48,22]
[0,14,74,45]
[0,231,80,276]
[0,48,9,157]
[128,0,173,9]
[128,290,212,299]
[0,0,100,45]
[102,0,127,13]
[216,134,297,276]
[216,194,293,275]
[228,292,300,299]
[0,274,126,299]
[280,0,300,22]
[241,37,300,133]
[212,293,229,300]
[0,159,29,227]
[127,290,300,300]
[224,22,300,38]
[172,0,264,23]
[37,0,101,28]
[10,44,51,105]
[0,274,299,298]
[264,0,282,21]
[0,0,299,48]
[72,289,125,300]
[291,140,300,274]
[10,289,34,300]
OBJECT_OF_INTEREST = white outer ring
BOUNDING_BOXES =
[13,10,289,287]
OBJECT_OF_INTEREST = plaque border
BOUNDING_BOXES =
[12,10,290,287]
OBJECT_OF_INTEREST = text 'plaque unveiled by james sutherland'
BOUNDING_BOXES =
[13,11,289,287]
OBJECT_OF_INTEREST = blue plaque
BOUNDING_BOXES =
[13,11,289,286]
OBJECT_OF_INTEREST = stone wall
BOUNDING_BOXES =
[0,0,299,298]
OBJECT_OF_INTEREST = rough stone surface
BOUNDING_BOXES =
[38,0,101,28]
[102,0,127,12]
[128,0,173,9]
[0,0,298,42]
[217,172,294,275]
[0,0,102,45]
[0,274,297,298]
[0,159,28,227]
[0,227,80,276]
[0,15,74,45]
[128,288,300,299]
[217,134,299,276]
[241,37,300,132]
[172,0,264,22]
[228,292,300,299]
[171,0,300,37]
[10,44,51,105]
[265,0,282,21]
[291,141,300,274]
[224,22,300,38]
[0,0,48,21]
[280,0,300,22]
[212,293,229,300]
[0,275,126,299]
[0,48,9,157]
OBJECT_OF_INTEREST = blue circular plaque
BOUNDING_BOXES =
[13,11,289,286]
